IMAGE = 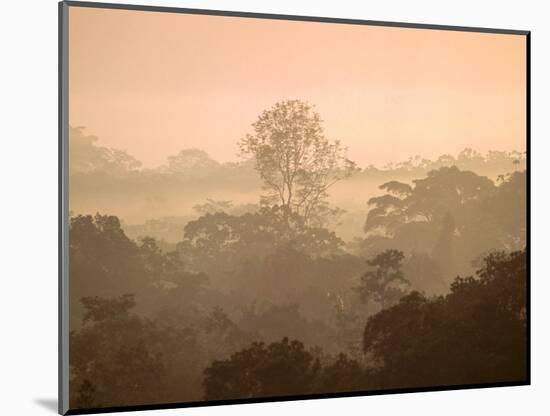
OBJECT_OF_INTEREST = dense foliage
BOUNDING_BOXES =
[69,210,527,408]
[68,107,527,410]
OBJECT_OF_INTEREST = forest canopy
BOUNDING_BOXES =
[68,100,527,410]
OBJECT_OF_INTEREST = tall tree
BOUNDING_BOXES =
[355,249,409,310]
[365,166,495,236]
[431,213,455,276]
[239,100,357,226]
[361,166,521,275]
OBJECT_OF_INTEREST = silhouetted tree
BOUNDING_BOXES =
[362,249,527,388]
[203,338,320,400]
[355,249,409,310]
[315,353,366,394]
[162,148,219,175]
[365,166,494,235]
[178,206,345,277]
[70,214,207,324]
[473,170,526,251]
[70,295,166,408]
[69,126,141,174]
[70,294,209,409]
[239,100,357,226]
[362,166,526,277]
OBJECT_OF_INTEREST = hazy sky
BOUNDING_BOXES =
[69,6,526,168]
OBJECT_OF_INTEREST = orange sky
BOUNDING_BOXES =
[69,6,526,168]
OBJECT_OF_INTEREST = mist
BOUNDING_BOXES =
[68,98,526,409]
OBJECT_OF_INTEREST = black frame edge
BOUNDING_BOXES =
[525,31,531,385]
[59,1,70,415]
[65,381,529,415]
[63,0,530,36]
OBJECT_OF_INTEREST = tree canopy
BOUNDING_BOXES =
[355,249,409,310]
[363,249,527,388]
[361,166,526,277]
[240,100,357,226]
[67,112,527,410]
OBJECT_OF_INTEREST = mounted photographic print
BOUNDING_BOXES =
[59,1,530,414]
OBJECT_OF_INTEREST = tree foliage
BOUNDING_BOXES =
[355,249,409,310]
[69,126,141,174]
[363,249,527,388]
[366,166,494,234]
[178,206,345,273]
[67,118,527,409]
[240,100,357,225]
[203,338,321,400]
[69,214,208,326]
[362,166,526,277]
[71,295,172,408]
[202,338,368,400]
[162,148,220,175]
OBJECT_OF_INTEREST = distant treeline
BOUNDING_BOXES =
[69,125,526,243]
[70,125,525,178]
